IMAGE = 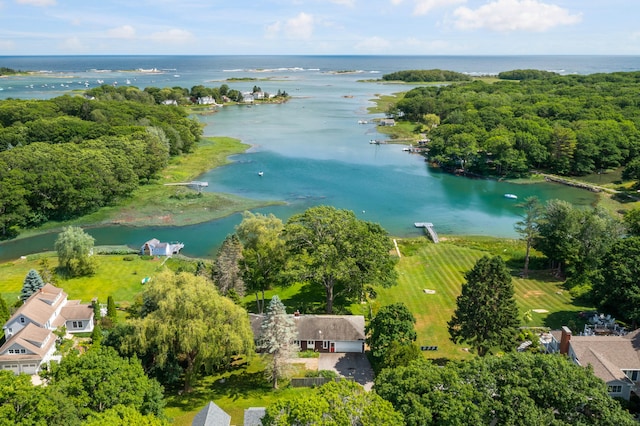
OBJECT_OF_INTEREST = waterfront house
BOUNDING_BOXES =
[546,326,640,400]
[250,313,366,353]
[140,238,184,256]
[0,284,94,375]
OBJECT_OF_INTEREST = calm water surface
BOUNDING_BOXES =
[1,55,637,261]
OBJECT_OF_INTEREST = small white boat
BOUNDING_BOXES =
[504,194,518,199]
[258,171,264,177]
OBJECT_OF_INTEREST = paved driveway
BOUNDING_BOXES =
[318,352,375,391]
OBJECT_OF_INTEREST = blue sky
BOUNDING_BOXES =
[0,0,638,55]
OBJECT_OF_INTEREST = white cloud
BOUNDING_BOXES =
[265,21,282,39]
[355,36,391,52]
[16,0,56,5]
[0,39,15,50]
[391,0,466,15]
[106,25,136,39]
[149,28,194,44]
[329,0,355,6]
[414,0,465,15]
[59,36,86,51]
[267,13,315,40]
[453,0,582,32]
[286,12,314,39]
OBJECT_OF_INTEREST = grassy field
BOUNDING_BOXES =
[372,236,593,360]
[0,251,168,304]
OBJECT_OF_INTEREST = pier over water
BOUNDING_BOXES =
[415,222,439,243]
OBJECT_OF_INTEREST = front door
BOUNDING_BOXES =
[330,342,335,353]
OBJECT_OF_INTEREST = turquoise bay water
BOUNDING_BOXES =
[1,55,637,260]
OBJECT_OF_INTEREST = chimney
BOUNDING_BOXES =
[559,326,572,355]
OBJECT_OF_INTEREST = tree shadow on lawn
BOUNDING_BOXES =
[543,310,589,331]
[165,368,271,412]
[261,283,351,315]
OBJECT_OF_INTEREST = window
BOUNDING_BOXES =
[72,321,83,328]
[19,317,25,323]
[20,349,26,354]
[632,371,639,381]
[307,340,315,347]
[294,340,301,349]
[322,341,329,349]
[608,385,623,393]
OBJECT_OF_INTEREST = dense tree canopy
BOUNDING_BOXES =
[592,237,640,325]
[534,200,623,277]
[366,302,417,366]
[124,270,254,391]
[283,206,397,314]
[375,353,636,426]
[0,93,200,238]
[263,380,403,426]
[236,211,287,314]
[392,71,640,178]
[0,370,80,425]
[382,69,471,82]
[45,345,165,421]
[448,255,519,356]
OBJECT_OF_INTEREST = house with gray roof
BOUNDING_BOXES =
[550,326,640,400]
[192,401,231,426]
[141,238,184,256]
[250,313,365,353]
[243,407,266,426]
[0,284,94,375]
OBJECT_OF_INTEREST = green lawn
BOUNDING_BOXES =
[373,237,593,360]
[164,356,312,426]
[0,251,168,304]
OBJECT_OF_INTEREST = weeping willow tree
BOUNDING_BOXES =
[127,270,254,392]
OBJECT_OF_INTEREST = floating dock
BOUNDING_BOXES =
[415,222,439,243]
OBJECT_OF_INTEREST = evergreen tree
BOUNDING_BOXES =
[259,295,298,389]
[20,269,45,302]
[107,295,117,322]
[91,323,102,346]
[448,256,520,356]
[0,296,10,325]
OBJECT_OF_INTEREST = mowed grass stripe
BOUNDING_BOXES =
[377,238,594,360]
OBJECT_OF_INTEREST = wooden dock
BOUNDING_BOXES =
[415,222,439,243]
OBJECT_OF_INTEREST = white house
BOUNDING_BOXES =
[548,326,640,401]
[140,238,184,256]
[0,284,94,375]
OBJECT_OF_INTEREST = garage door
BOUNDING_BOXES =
[21,363,38,374]
[2,364,19,374]
[334,341,363,353]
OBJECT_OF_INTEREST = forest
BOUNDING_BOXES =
[0,90,202,239]
[391,70,640,178]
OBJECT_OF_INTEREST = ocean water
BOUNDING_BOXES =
[0,55,638,259]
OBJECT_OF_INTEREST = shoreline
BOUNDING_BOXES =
[2,136,282,243]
